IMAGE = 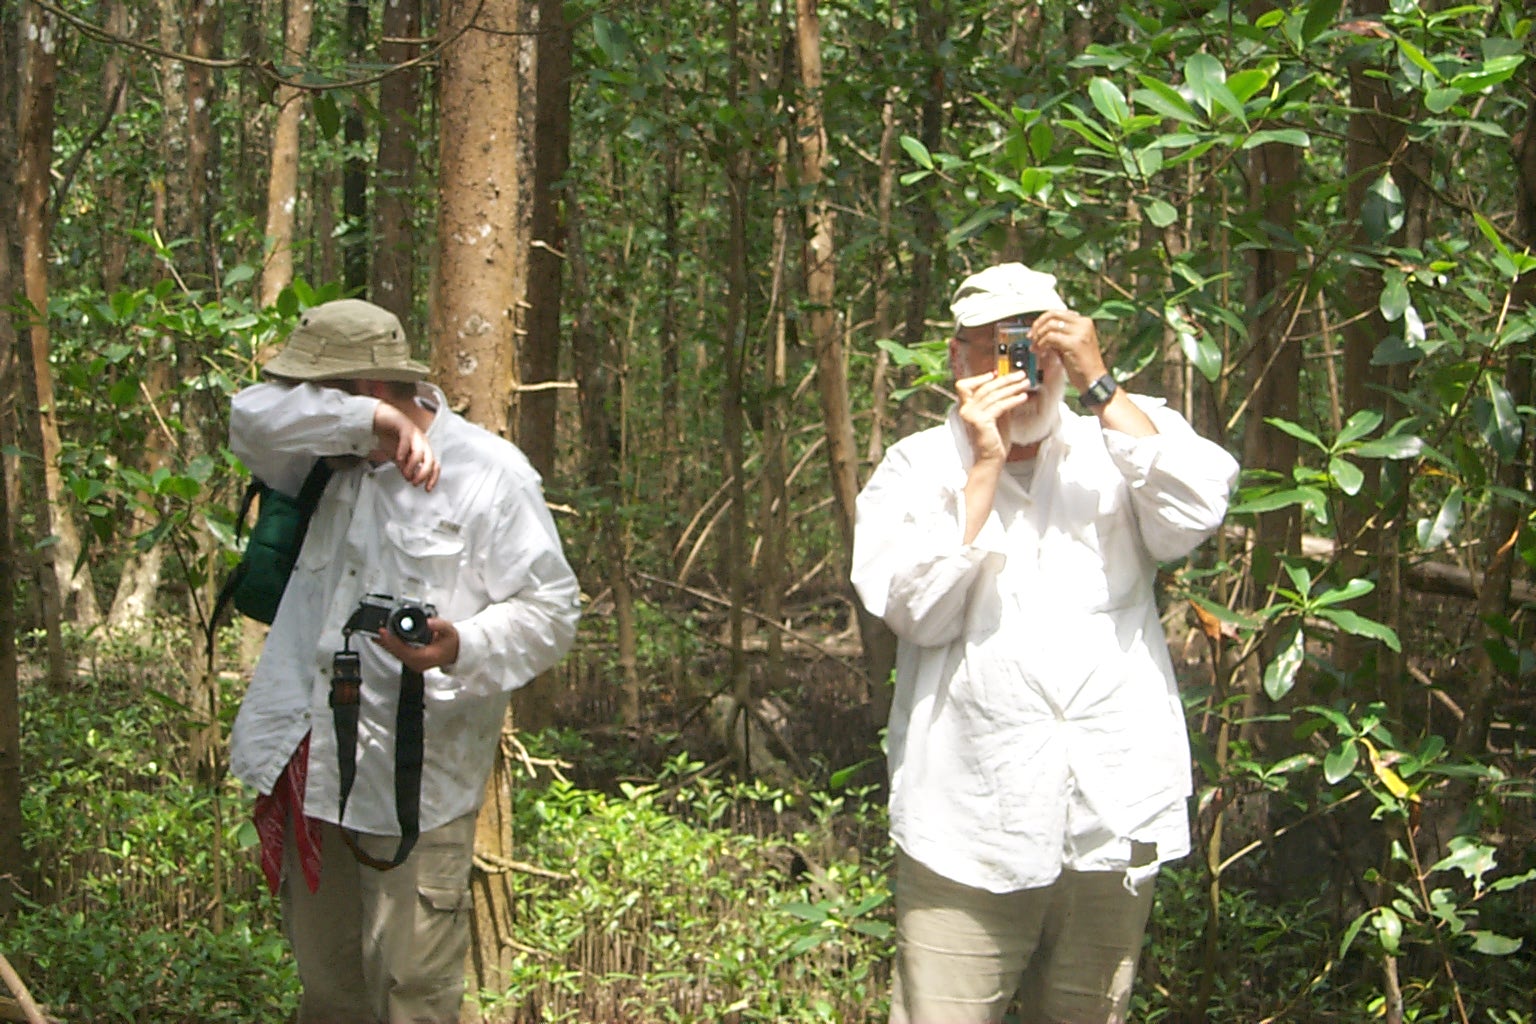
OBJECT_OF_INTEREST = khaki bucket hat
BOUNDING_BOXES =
[262,299,429,383]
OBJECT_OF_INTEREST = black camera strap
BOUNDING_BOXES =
[331,659,425,872]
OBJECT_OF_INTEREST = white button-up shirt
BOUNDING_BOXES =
[227,381,582,836]
[852,396,1238,893]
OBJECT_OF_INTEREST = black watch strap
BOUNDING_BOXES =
[1082,372,1118,410]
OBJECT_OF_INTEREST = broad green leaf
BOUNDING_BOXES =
[899,135,934,170]
[1088,78,1131,128]
[1301,0,1342,43]
[1431,836,1499,885]
[1316,609,1403,652]
[1241,129,1311,149]
[1311,578,1374,608]
[1228,487,1317,515]
[1415,488,1462,549]
[1425,87,1461,114]
[1132,78,1201,124]
[1144,198,1178,227]
[1028,121,1054,164]
[1184,53,1226,116]
[1337,409,1383,447]
[1323,739,1359,784]
[1379,275,1409,322]
[1362,173,1405,243]
[1352,434,1424,459]
[1374,906,1404,956]
[1264,416,1325,450]
[1328,456,1364,495]
[1226,68,1272,104]
[1485,380,1522,461]
[1467,931,1524,955]
[1263,624,1305,701]
[1394,36,1441,83]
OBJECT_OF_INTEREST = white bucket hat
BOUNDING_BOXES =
[950,263,1066,328]
[262,299,429,383]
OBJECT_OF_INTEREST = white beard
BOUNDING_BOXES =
[1007,372,1067,449]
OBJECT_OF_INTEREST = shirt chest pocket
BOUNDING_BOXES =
[383,520,467,602]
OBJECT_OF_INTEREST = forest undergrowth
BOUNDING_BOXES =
[5,609,1534,1024]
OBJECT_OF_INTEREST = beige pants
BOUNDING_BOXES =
[281,812,477,1024]
[889,851,1155,1024]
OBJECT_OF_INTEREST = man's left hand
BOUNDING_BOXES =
[373,617,460,672]
[1028,310,1109,393]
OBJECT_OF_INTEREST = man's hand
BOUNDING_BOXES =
[1026,310,1108,393]
[371,402,440,490]
[955,367,1035,466]
[373,617,460,673]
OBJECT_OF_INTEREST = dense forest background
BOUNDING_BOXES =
[2,0,1535,1021]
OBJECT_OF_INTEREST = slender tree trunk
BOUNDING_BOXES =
[720,0,754,769]
[0,0,25,921]
[260,0,314,308]
[433,0,527,993]
[1458,59,1536,756]
[343,0,368,292]
[371,0,421,321]
[21,1,100,638]
[431,0,524,436]
[518,0,574,479]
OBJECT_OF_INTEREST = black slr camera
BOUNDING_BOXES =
[344,593,437,647]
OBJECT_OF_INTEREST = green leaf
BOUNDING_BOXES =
[1336,409,1384,447]
[1144,198,1178,227]
[1301,0,1342,43]
[1088,78,1130,128]
[1362,173,1405,243]
[899,135,934,170]
[1328,456,1364,495]
[1379,275,1409,322]
[1351,434,1424,459]
[1416,488,1462,549]
[1316,609,1403,652]
[1263,624,1305,701]
[1467,931,1524,956]
[1484,380,1523,461]
[1264,417,1325,450]
[1323,739,1359,784]
[1373,906,1404,955]
[1132,78,1201,124]
[1241,129,1311,149]
[1184,53,1226,116]
[1311,578,1374,608]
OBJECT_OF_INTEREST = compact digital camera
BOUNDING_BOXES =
[344,593,437,646]
[995,317,1038,388]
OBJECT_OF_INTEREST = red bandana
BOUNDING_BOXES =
[253,732,324,895]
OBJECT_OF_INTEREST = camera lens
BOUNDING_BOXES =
[388,604,433,646]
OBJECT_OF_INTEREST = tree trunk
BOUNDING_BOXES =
[260,0,314,308]
[430,0,525,437]
[432,0,527,993]
[721,0,752,770]
[0,0,24,920]
[20,0,100,637]
[370,0,421,321]
[342,0,368,293]
[518,0,575,479]
[1457,59,1536,756]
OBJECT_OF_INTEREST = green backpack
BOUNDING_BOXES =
[206,460,332,655]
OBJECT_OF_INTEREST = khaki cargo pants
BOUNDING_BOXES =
[889,851,1155,1024]
[281,812,477,1024]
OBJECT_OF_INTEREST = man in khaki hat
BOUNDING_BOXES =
[852,263,1239,1023]
[227,298,581,1023]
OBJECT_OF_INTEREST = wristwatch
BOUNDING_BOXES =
[1081,372,1118,410]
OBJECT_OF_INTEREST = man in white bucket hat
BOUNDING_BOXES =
[853,263,1239,1023]
[226,298,581,1023]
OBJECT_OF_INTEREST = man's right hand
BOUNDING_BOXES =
[955,368,1033,467]
[371,403,440,491]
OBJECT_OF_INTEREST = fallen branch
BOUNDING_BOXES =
[0,952,52,1024]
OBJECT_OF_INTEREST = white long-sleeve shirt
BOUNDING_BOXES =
[227,381,582,836]
[851,396,1238,893]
